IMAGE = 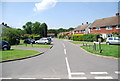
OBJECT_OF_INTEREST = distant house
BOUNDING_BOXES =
[73,22,91,34]
[47,33,55,37]
[89,13,120,38]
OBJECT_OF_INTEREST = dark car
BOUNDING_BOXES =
[24,39,35,44]
[0,41,11,51]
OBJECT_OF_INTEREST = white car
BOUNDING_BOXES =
[106,37,120,45]
[35,38,51,44]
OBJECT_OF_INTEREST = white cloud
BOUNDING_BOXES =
[33,0,57,12]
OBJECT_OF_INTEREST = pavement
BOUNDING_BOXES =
[0,38,119,80]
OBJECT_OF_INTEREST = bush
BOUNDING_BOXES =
[82,34,99,42]
[58,35,65,39]
[72,34,83,41]
[33,35,40,40]
[2,28,20,45]
[71,34,100,42]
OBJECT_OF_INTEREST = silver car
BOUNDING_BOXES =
[35,38,52,44]
[106,37,120,45]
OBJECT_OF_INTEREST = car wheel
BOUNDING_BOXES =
[44,42,47,45]
[106,42,110,45]
[3,47,8,51]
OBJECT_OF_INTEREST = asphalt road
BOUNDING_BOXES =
[1,38,119,80]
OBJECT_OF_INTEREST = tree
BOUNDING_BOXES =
[32,22,41,34]
[22,22,33,34]
[40,23,48,37]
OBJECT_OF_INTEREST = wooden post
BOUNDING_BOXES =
[93,43,96,50]
[99,42,102,53]
[83,43,84,46]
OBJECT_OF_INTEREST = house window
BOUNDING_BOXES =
[116,25,120,29]
[96,27,101,30]
[106,26,112,30]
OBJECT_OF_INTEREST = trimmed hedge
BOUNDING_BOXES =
[72,34,83,41]
[72,34,100,42]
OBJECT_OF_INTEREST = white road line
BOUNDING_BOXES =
[69,77,87,79]
[71,72,85,75]
[42,78,61,79]
[0,78,12,79]
[94,76,113,79]
[90,72,108,74]
[64,49,67,55]
[18,78,36,79]
[115,71,120,74]
[65,57,71,79]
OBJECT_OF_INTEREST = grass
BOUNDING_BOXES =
[0,49,40,61]
[69,41,92,44]
[20,40,24,44]
[12,44,53,48]
[81,44,120,58]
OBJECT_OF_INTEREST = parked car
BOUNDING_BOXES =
[0,41,11,51]
[35,38,52,44]
[24,39,35,44]
[106,37,120,45]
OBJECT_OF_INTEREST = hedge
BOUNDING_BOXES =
[72,34,100,42]
[72,34,83,41]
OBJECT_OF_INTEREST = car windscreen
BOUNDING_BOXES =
[114,37,120,40]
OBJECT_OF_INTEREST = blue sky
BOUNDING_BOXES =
[1,1,118,29]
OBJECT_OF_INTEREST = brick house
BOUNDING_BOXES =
[73,22,91,34]
[89,13,120,38]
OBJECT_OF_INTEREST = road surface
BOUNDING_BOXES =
[1,39,119,80]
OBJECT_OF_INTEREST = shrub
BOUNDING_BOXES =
[33,35,40,40]
[71,34,100,42]
[58,35,65,39]
[72,34,83,41]
[2,28,20,45]
[82,34,100,42]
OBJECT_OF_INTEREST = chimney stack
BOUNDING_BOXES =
[86,22,88,24]
[82,23,84,25]
[116,13,119,16]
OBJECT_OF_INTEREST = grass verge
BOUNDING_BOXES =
[69,41,92,44]
[81,44,120,58]
[12,44,52,48]
[0,49,40,61]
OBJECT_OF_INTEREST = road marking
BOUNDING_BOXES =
[65,57,71,79]
[63,43,65,48]
[69,77,87,79]
[42,78,61,79]
[0,78,12,79]
[64,49,67,55]
[115,71,120,74]
[90,72,108,74]
[18,78,36,79]
[71,72,85,75]
[94,76,113,79]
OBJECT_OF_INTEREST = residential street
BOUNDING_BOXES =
[1,38,119,79]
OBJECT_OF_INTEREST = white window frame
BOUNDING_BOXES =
[106,26,112,30]
[96,27,101,30]
[116,25,120,29]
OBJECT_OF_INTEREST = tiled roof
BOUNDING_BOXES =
[89,15,120,28]
[74,23,91,31]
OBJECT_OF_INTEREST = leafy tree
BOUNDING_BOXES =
[22,22,32,34]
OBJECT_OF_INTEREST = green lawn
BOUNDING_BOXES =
[0,49,40,61]
[12,44,52,48]
[20,40,24,44]
[69,41,92,44]
[81,44,120,58]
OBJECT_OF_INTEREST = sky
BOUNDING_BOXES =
[0,0,119,29]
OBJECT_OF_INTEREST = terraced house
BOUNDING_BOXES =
[73,22,91,34]
[89,13,120,38]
